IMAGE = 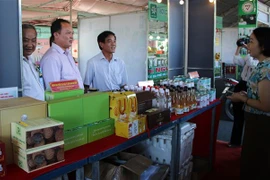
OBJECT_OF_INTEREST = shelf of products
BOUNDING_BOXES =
[3,100,221,180]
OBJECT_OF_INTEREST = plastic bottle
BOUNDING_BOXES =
[175,90,184,115]
[165,89,172,112]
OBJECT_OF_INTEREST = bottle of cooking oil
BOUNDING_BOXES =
[175,90,184,115]
[183,87,189,113]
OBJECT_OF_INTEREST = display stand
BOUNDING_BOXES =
[3,100,221,180]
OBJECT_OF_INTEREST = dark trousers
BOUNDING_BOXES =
[241,112,270,180]
[229,80,247,145]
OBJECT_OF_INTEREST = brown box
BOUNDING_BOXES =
[135,91,155,114]
[145,108,171,129]
[85,152,169,180]
[0,97,47,164]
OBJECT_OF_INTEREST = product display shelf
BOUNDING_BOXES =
[3,100,221,180]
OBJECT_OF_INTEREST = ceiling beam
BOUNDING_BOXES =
[22,5,67,14]
[22,12,69,22]
[30,0,68,8]
[102,0,146,9]
[77,11,103,18]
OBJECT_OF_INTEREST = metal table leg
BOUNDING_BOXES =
[92,161,100,180]
[170,123,180,180]
[209,107,216,170]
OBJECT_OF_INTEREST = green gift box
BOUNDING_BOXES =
[82,92,109,124]
[47,96,84,130]
[64,126,87,151]
[45,89,84,101]
[87,118,115,143]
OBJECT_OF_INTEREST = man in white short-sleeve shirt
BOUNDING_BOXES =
[21,24,45,101]
[40,19,83,90]
[84,31,128,92]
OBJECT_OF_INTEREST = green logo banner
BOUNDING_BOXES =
[148,1,168,22]
[238,0,258,28]
[216,16,223,29]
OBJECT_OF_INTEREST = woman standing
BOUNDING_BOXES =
[228,27,270,180]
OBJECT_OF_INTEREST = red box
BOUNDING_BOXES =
[0,141,6,177]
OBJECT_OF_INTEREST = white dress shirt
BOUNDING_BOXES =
[233,54,259,81]
[22,56,45,101]
[40,43,84,90]
[84,52,128,91]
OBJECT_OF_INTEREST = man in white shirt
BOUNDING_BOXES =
[40,19,83,90]
[84,31,128,92]
[228,42,258,147]
[22,24,44,101]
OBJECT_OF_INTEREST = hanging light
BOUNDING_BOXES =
[209,0,214,3]
[149,35,153,40]
[179,0,184,5]
[156,0,162,3]
[156,36,160,40]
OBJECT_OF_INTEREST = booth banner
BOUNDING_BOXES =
[238,0,258,28]
[148,1,168,22]
[216,16,223,29]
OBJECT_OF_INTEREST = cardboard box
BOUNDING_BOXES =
[135,91,155,114]
[45,89,84,100]
[47,96,84,130]
[145,108,170,129]
[85,152,169,180]
[82,92,109,124]
[13,141,64,173]
[0,97,47,164]
[64,126,87,151]
[11,118,64,150]
[108,152,169,180]
[115,115,146,139]
[87,118,114,143]
[0,141,6,178]
[123,91,138,119]
[108,92,128,121]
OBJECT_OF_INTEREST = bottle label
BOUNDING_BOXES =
[184,107,189,112]
[175,108,184,115]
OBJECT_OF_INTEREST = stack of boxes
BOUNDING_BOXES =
[47,91,114,150]
[109,91,146,139]
[0,97,47,165]
[11,118,64,173]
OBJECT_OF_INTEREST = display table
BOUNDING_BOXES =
[3,100,221,180]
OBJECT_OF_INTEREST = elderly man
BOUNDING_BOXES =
[22,24,44,100]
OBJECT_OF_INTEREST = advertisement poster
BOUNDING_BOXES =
[214,16,223,78]
[147,1,168,84]
[238,0,258,28]
[237,0,257,79]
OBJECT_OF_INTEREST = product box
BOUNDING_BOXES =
[145,108,170,129]
[108,92,128,121]
[11,118,64,150]
[87,118,115,143]
[123,91,138,119]
[47,96,83,130]
[64,126,88,151]
[115,115,146,139]
[0,97,47,165]
[45,89,84,101]
[135,91,155,114]
[0,141,6,178]
[82,92,109,124]
[85,152,169,180]
[13,141,64,173]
